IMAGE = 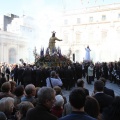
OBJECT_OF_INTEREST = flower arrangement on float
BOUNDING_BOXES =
[34,47,72,67]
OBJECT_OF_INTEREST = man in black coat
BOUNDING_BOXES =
[13,65,18,83]
[17,66,24,85]
[99,77,115,98]
[93,80,113,113]
[26,87,57,120]
[77,79,89,96]
[64,66,74,90]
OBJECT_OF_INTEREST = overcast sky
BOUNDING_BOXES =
[0,0,119,18]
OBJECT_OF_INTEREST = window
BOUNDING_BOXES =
[77,18,80,24]
[102,15,106,21]
[64,19,68,25]
[89,17,93,22]
[118,14,120,18]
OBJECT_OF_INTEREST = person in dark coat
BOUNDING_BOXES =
[95,63,101,80]
[99,77,115,98]
[77,79,89,96]
[35,67,42,87]
[75,63,82,80]
[13,64,18,83]
[22,67,32,87]
[26,87,57,120]
[40,68,48,86]
[102,96,120,120]
[31,66,36,86]
[93,80,113,113]
[102,62,108,79]
[64,66,74,90]
[59,88,96,120]
[17,66,24,85]
[5,66,10,81]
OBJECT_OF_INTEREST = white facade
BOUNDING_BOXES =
[7,15,38,63]
[59,3,120,63]
[0,31,27,64]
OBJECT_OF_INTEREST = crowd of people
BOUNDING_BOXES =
[0,61,120,120]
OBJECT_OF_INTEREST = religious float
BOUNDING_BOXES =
[33,47,72,67]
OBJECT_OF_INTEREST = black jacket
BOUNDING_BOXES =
[93,93,113,113]
[26,104,57,120]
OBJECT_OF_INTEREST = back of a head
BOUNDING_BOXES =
[50,71,56,77]
[0,97,14,114]
[55,95,64,107]
[0,112,7,120]
[53,86,61,95]
[104,96,120,120]
[77,79,84,87]
[0,77,6,85]
[14,85,24,97]
[9,81,16,87]
[37,87,55,104]
[69,88,86,109]
[99,77,106,86]
[17,101,34,117]
[25,84,35,96]
[94,80,104,92]
[85,96,100,118]
[110,96,120,120]
[1,82,11,92]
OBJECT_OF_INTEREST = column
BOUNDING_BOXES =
[1,43,4,62]
[3,43,7,62]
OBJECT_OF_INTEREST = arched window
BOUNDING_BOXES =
[9,48,16,64]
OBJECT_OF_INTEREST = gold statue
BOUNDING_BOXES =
[49,31,62,55]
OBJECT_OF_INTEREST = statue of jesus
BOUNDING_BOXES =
[85,45,91,61]
[49,31,62,55]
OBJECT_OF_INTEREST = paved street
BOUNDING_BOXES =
[62,78,120,102]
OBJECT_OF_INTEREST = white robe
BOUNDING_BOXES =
[85,48,91,61]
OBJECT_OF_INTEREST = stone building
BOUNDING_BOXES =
[0,13,39,64]
[0,31,27,64]
[59,3,120,62]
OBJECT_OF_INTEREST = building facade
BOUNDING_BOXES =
[0,13,39,64]
[0,31,27,64]
[7,15,38,63]
[59,3,120,62]
[0,14,28,64]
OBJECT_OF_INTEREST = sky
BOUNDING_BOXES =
[0,0,120,18]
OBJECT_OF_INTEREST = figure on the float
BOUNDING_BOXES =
[85,45,91,61]
[49,31,62,55]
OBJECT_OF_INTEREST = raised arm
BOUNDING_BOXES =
[54,37,62,41]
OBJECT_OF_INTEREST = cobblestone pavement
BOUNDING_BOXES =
[62,78,120,102]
